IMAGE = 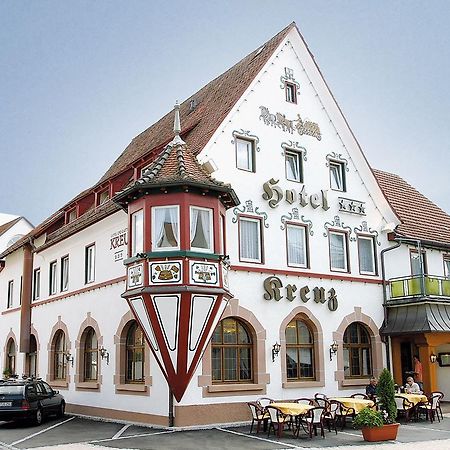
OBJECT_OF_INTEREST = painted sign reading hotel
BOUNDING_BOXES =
[262,178,330,211]
[263,276,338,311]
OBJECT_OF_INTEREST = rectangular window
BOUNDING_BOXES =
[152,206,179,250]
[329,231,348,272]
[98,190,109,205]
[239,216,262,263]
[32,268,40,301]
[235,137,255,172]
[220,214,226,255]
[444,256,450,278]
[19,276,22,306]
[285,149,303,183]
[85,244,96,283]
[131,209,144,256]
[286,224,308,268]
[285,82,297,103]
[67,209,77,223]
[329,161,346,191]
[49,261,57,295]
[60,256,69,292]
[7,280,13,308]
[190,206,213,252]
[358,236,377,275]
[410,250,427,276]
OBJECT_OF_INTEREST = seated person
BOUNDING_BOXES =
[366,377,377,399]
[404,376,421,394]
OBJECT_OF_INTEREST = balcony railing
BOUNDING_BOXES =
[388,275,450,301]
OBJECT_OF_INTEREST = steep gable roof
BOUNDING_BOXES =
[373,169,450,247]
[0,217,21,237]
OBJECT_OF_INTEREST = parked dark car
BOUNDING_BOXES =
[0,378,65,425]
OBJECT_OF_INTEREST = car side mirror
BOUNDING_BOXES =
[53,390,59,395]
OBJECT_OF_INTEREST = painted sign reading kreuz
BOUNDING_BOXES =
[110,229,128,249]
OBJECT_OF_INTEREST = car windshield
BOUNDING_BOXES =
[0,385,24,395]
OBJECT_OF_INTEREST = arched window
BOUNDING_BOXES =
[6,338,15,376]
[211,317,253,383]
[286,318,315,380]
[83,327,98,381]
[126,322,145,383]
[27,335,38,377]
[53,330,66,380]
[343,322,372,378]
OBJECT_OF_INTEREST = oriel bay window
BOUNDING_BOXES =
[357,236,377,275]
[343,322,372,378]
[211,318,253,383]
[126,322,145,383]
[286,319,315,380]
[286,224,308,268]
[190,206,213,252]
[329,231,349,272]
[239,216,262,263]
[83,327,98,381]
[152,206,179,250]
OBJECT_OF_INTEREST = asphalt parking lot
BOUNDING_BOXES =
[1,414,450,450]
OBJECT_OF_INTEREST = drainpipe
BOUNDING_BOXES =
[380,241,401,371]
[168,389,174,427]
[19,241,34,354]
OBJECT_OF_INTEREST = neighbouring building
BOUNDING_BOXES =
[1,23,449,427]
[0,213,33,254]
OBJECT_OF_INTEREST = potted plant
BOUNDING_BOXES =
[2,368,11,379]
[353,368,399,442]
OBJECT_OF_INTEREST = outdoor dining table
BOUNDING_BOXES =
[330,397,375,412]
[397,393,428,406]
[270,402,314,416]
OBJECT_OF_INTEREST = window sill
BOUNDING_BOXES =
[282,380,324,389]
[207,383,264,393]
[49,380,69,389]
[341,378,370,387]
[116,384,147,393]
[76,381,100,390]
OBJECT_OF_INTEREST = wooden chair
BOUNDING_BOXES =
[417,393,441,423]
[298,406,326,438]
[350,393,369,399]
[394,395,415,422]
[266,405,290,438]
[247,401,269,434]
[332,399,355,429]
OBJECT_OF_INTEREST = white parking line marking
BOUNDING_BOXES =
[111,424,130,439]
[403,424,450,433]
[89,429,175,443]
[216,427,301,448]
[0,440,19,450]
[10,417,75,446]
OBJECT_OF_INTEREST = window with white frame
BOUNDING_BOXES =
[61,255,69,291]
[329,161,346,191]
[285,82,297,104]
[329,231,348,272]
[285,149,303,183]
[357,236,377,275]
[287,224,308,268]
[235,137,255,172]
[410,250,427,276]
[32,268,40,301]
[7,280,13,308]
[49,261,57,295]
[85,244,95,283]
[444,256,450,278]
[152,206,179,250]
[131,209,144,256]
[239,216,262,263]
[190,206,213,252]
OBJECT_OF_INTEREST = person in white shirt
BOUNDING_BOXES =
[405,376,421,394]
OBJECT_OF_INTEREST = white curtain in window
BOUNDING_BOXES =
[190,208,211,249]
[445,259,450,278]
[330,233,346,269]
[62,259,69,290]
[330,164,343,190]
[287,225,305,266]
[154,207,178,248]
[240,219,260,260]
[286,152,299,181]
[132,210,144,255]
[358,238,374,273]
[236,139,252,170]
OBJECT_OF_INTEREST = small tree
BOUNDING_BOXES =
[376,368,397,424]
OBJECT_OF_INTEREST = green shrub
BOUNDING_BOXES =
[353,407,384,428]
[376,368,397,424]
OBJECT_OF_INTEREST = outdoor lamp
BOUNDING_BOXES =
[64,352,74,367]
[430,353,438,364]
[329,340,339,361]
[99,346,110,365]
[272,342,281,362]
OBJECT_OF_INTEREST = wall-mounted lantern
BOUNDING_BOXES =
[430,353,438,364]
[272,342,281,362]
[99,347,110,365]
[329,340,339,361]
[64,352,74,367]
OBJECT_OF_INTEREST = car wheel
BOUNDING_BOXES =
[35,407,43,425]
[57,402,65,418]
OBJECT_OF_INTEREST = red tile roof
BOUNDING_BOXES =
[373,169,450,247]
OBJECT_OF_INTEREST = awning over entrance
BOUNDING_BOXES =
[381,302,450,335]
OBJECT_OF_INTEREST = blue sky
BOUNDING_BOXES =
[1,1,449,225]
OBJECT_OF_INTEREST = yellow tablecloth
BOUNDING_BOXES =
[397,393,428,406]
[270,402,313,416]
[330,397,375,412]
